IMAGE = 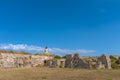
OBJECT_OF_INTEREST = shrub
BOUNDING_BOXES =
[110,56,117,63]
[111,63,120,69]
[54,55,63,59]
[0,50,14,53]
[110,56,120,69]
[59,62,64,68]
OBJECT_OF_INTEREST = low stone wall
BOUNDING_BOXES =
[0,53,53,68]
[44,59,65,68]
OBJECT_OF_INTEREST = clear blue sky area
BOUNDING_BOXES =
[0,0,120,55]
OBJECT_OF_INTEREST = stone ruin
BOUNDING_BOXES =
[43,53,112,69]
[0,53,53,68]
[44,59,65,68]
[64,53,112,69]
[65,54,89,68]
[96,54,111,69]
[0,52,112,69]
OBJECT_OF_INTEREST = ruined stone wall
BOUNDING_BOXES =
[65,54,74,68]
[65,54,89,68]
[65,54,112,69]
[0,53,53,68]
[96,54,111,69]
[45,59,65,68]
[0,52,113,69]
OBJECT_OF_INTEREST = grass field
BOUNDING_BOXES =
[0,67,120,80]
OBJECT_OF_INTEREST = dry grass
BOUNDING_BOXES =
[0,67,120,80]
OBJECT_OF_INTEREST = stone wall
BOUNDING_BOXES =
[44,59,65,68]
[65,54,112,69]
[0,53,53,68]
[65,54,89,68]
[96,54,111,69]
[0,52,113,69]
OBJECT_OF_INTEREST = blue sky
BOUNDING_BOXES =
[0,0,120,56]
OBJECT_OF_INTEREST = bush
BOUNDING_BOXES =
[0,50,14,53]
[54,55,63,59]
[110,56,120,69]
[110,56,117,63]
[59,62,64,68]
[111,63,120,69]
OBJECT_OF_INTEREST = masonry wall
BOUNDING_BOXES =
[65,54,112,69]
[45,59,65,68]
[65,54,89,68]
[96,54,111,69]
[0,53,53,68]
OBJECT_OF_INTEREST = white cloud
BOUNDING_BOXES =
[49,48,95,54]
[0,44,96,55]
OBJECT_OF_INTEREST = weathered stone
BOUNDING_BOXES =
[0,52,113,69]
[65,53,89,68]
[0,53,53,68]
[45,59,65,68]
[96,61,105,69]
[96,54,111,69]
[65,54,74,68]
[56,59,65,68]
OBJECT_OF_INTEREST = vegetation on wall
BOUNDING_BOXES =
[54,55,63,59]
[54,55,65,59]
[0,49,29,54]
[0,50,14,53]
[110,56,120,69]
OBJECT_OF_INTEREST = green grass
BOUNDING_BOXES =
[0,67,119,80]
